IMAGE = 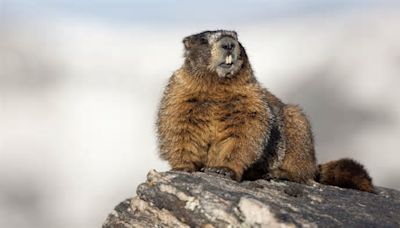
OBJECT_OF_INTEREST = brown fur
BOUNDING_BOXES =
[157,30,374,192]
[318,159,374,193]
[157,65,269,180]
[267,105,317,183]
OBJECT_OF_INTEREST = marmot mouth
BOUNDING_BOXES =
[219,63,234,68]
[225,55,233,64]
[219,55,234,68]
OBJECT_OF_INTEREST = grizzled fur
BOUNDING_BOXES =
[156,30,374,192]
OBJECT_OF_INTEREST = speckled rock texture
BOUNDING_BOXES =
[103,170,400,227]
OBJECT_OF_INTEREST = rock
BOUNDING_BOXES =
[103,170,400,227]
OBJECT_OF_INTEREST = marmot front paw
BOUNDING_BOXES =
[202,167,237,180]
[171,167,197,173]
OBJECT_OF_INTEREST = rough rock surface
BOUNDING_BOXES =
[103,170,400,227]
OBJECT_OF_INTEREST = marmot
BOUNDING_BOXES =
[156,30,374,193]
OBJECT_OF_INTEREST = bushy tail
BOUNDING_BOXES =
[316,158,374,193]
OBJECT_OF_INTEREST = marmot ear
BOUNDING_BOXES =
[182,36,192,49]
[232,31,238,39]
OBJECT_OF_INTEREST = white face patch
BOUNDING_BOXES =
[207,31,238,44]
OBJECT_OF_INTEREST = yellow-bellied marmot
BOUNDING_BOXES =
[156,30,374,193]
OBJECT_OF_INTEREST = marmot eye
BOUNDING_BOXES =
[199,38,208,44]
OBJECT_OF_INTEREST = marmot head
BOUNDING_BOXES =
[182,30,247,78]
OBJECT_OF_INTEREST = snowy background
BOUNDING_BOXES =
[1,0,400,227]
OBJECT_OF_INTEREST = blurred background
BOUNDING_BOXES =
[1,0,400,227]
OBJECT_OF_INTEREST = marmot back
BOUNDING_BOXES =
[156,30,374,193]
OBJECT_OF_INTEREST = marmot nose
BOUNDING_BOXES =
[221,43,235,51]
